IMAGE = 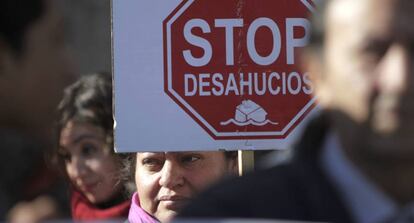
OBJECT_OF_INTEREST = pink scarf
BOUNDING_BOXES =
[128,192,159,223]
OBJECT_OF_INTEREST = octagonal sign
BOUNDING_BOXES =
[164,0,316,140]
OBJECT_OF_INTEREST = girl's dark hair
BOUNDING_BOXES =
[56,72,113,148]
[0,0,45,54]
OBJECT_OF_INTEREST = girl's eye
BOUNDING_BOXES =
[81,144,97,157]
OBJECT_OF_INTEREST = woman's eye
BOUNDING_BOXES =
[181,155,200,164]
[142,158,164,171]
[142,158,162,167]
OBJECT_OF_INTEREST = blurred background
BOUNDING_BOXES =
[60,0,111,75]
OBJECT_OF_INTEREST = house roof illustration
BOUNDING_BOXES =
[236,100,267,116]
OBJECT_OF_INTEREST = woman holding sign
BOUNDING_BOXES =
[123,151,238,222]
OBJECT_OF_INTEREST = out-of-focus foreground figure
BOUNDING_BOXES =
[0,0,74,222]
[178,0,414,222]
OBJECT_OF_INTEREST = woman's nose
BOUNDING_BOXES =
[159,161,185,189]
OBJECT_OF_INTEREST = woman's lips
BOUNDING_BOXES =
[158,195,189,210]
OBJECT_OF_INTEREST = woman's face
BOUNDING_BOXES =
[135,151,237,222]
[60,120,122,204]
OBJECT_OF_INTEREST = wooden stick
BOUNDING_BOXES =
[238,150,254,176]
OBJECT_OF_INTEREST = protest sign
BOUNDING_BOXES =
[112,0,318,152]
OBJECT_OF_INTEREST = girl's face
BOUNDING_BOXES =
[59,120,122,204]
[135,151,237,222]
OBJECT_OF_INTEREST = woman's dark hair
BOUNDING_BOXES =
[121,151,238,196]
[0,0,45,54]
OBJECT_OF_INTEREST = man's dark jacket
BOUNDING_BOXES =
[178,115,354,223]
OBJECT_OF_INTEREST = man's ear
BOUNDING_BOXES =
[300,48,332,109]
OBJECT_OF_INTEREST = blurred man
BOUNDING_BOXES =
[178,0,414,222]
[0,0,74,221]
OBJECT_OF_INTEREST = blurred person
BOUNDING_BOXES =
[124,151,238,223]
[0,0,74,221]
[178,0,414,222]
[56,72,131,220]
[0,0,73,147]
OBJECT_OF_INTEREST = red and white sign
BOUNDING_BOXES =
[164,0,316,139]
[113,0,319,152]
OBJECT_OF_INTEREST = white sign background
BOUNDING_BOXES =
[112,0,319,152]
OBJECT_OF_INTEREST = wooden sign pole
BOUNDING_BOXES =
[238,150,254,176]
